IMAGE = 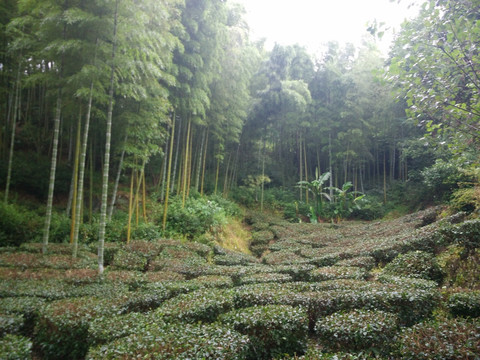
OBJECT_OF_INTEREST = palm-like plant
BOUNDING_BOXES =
[329,181,365,222]
[297,171,331,223]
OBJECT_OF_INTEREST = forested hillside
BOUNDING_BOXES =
[0,0,479,357]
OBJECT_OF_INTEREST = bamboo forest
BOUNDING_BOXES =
[0,0,479,358]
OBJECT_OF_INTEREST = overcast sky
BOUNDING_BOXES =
[233,0,422,55]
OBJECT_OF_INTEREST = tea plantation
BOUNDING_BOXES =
[1,209,479,359]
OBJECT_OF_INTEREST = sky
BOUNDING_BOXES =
[233,0,422,55]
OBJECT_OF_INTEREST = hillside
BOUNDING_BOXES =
[0,208,479,359]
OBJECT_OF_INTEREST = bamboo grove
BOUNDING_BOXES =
[1,0,479,272]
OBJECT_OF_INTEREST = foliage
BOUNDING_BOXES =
[0,202,42,246]
[34,297,124,360]
[439,219,480,256]
[421,159,469,201]
[0,313,24,336]
[0,297,45,336]
[447,291,480,318]
[87,322,250,360]
[88,311,160,346]
[315,309,398,353]
[394,317,480,359]
[160,195,229,239]
[0,334,32,360]
[382,251,444,283]
[156,288,235,324]
[310,266,369,282]
[219,305,308,360]
[437,246,480,289]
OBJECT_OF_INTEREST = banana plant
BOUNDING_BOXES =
[329,181,365,222]
[297,170,331,223]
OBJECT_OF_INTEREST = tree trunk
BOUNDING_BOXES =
[127,168,135,243]
[70,113,81,255]
[299,132,303,201]
[304,137,308,203]
[171,116,182,194]
[72,76,95,256]
[162,117,175,231]
[98,0,118,274]
[108,133,127,220]
[42,94,62,254]
[200,130,209,196]
[182,118,191,207]
[195,127,206,192]
[4,64,21,204]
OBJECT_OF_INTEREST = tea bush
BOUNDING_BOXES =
[0,334,32,360]
[315,309,398,353]
[34,296,124,359]
[336,256,376,270]
[213,252,258,266]
[0,314,24,336]
[156,288,235,323]
[0,297,45,336]
[447,291,480,318]
[0,279,71,300]
[310,266,369,281]
[239,272,292,285]
[88,311,160,345]
[440,219,480,255]
[219,305,308,360]
[110,249,148,271]
[382,251,444,283]
[394,317,480,359]
[87,322,250,360]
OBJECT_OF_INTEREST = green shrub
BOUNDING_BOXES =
[315,309,398,353]
[88,311,160,345]
[382,251,444,283]
[110,249,147,271]
[440,219,480,255]
[161,196,228,239]
[375,274,438,290]
[219,305,308,360]
[0,279,70,300]
[0,314,24,336]
[0,297,45,336]
[156,288,235,323]
[450,186,480,213]
[336,256,376,270]
[447,291,480,318]
[119,287,172,313]
[87,322,249,360]
[421,158,467,201]
[394,317,480,359]
[310,266,368,282]
[34,296,123,360]
[123,240,163,259]
[148,251,208,278]
[305,285,439,328]
[251,230,275,246]
[437,245,480,288]
[214,252,258,266]
[239,272,292,285]
[271,264,316,282]
[192,275,233,288]
[208,194,242,217]
[261,250,307,265]
[129,222,162,241]
[350,196,385,220]
[0,334,32,360]
[0,202,42,246]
